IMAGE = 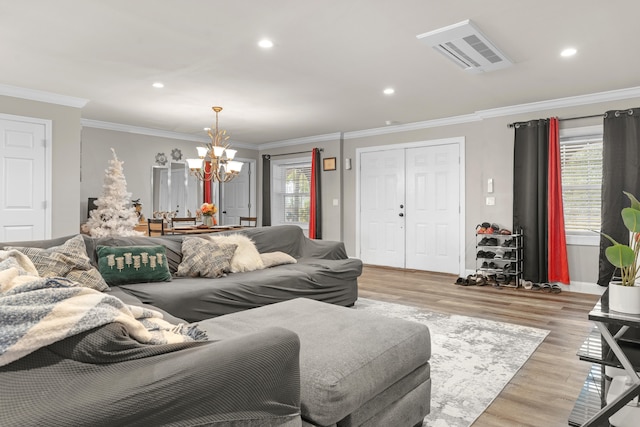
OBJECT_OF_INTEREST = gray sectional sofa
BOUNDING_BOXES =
[0,225,431,426]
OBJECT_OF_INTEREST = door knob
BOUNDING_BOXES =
[400,204,404,208]
[222,211,227,214]
[399,213,404,217]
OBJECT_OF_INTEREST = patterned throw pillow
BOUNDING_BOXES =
[5,234,109,291]
[96,245,172,286]
[176,237,237,278]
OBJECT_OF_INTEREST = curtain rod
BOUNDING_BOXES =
[507,113,604,129]
[263,148,323,159]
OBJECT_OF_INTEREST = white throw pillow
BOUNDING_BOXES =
[260,251,297,268]
[207,234,264,273]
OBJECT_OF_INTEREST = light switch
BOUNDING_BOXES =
[333,198,339,206]
[486,196,495,206]
[487,178,494,193]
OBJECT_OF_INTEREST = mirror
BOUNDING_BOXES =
[151,162,203,218]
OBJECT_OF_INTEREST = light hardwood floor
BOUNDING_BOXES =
[357,265,601,427]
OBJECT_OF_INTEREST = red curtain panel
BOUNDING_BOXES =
[203,161,212,204]
[309,149,318,239]
[547,117,571,284]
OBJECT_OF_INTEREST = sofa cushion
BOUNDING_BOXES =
[260,251,297,268]
[96,245,172,286]
[5,235,109,291]
[176,237,237,278]
[206,234,264,273]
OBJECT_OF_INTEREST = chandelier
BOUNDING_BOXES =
[186,106,243,182]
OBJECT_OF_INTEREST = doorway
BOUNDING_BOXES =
[356,137,465,275]
[219,159,256,225]
[0,114,51,241]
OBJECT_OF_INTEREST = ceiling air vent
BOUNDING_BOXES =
[416,19,513,73]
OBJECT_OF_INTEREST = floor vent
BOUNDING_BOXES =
[416,20,513,73]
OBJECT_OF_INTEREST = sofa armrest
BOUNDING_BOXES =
[1,326,301,427]
[301,237,348,260]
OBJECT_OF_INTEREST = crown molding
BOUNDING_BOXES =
[0,83,88,108]
[258,132,342,150]
[344,86,640,140]
[81,119,257,149]
[475,86,640,119]
[344,114,481,140]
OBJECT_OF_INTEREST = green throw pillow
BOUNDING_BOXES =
[97,245,172,286]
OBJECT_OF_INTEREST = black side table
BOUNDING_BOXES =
[579,290,640,426]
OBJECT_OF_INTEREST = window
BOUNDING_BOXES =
[559,125,603,245]
[272,158,312,231]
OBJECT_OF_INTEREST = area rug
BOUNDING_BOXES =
[354,298,550,427]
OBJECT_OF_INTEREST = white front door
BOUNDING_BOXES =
[405,144,460,272]
[358,140,461,274]
[359,149,406,268]
[0,115,50,241]
[220,160,256,225]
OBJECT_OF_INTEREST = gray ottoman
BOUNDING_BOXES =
[200,298,431,427]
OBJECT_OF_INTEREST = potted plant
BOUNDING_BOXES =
[601,191,640,314]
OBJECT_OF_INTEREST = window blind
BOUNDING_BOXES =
[560,137,603,232]
[273,161,311,225]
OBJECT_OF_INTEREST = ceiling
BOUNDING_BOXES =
[2,1,639,146]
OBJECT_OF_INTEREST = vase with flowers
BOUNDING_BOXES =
[601,191,640,314]
[200,202,217,227]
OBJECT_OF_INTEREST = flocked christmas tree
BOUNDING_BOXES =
[86,148,142,237]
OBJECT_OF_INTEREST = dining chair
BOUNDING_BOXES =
[239,216,258,227]
[147,218,165,236]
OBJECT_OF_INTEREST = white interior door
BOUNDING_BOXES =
[0,116,49,241]
[359,149,405,268]
[405,144,460,272]
[220,160,255,225]
[358,141,461,274]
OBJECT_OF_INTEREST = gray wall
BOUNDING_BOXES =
[0,95,82,238]
[258,136,343,243]
[342,97,640,284]
[6,92,639,287]
[81,127,259,221]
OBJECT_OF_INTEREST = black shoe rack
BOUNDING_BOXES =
[475,228,523,287]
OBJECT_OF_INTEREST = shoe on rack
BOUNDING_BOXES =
[478,237,489,246]
[481,261,489,268]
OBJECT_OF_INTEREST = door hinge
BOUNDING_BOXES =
[42,200,47,209]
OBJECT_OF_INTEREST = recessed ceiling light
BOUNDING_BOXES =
[258,39,274,48]
[383,88,395,95]
[152,82,164,88]
[203,127,211,131]
[561,48,577,57]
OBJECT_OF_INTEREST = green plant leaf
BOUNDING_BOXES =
[624,191,640,210]
[605,244,636,268]
[622,207,640,233]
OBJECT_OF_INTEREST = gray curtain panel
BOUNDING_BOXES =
[598,108,640,286]
[513,119,549,284]
[262,155,271,226]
